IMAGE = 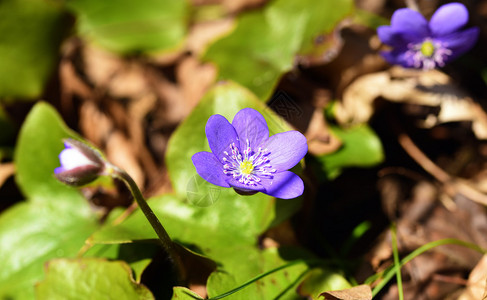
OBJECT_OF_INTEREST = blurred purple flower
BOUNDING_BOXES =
[377,2,479,70]
[54,139,105,186]
[191,108,307,199]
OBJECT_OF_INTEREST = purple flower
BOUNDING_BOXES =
[191,108,308,199]
[54,139,105,186]
[377,2,479,70]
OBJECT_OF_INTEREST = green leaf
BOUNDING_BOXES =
[91,194,272,252]
[207,247,309,300]
[0,103,99,299]
[203,0,354,100]
[35,258,154,299]
[316,124,384,180]
[0,203,99,299]
[296,268,351,299]
[83,243,159,283]
[14,102,85,203]
[0,0,69,99]
[67,0,189,54]
[171,287,203,300]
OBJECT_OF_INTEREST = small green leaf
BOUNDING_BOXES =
[36,258,154,299]
[67,0,189,54]
[203,0,354,100]
[316,124,384,180]
[206,247,309,300]
[297,268,351,299]
[171,287,203,300]
[14,102,84,202]
[0,103,99,299]
[0,0,69,99]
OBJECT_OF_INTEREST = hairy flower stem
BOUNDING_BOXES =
[109,164,186,283]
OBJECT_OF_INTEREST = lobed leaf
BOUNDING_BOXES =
[35,258,154,299]
[0,103,99,299]
[203,0,354,100]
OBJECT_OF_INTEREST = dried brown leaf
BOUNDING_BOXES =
[0,163,15,188]
[336,67,487,139]
[305,108,341,155]
[106,131,145,188]
[458,255,487,300]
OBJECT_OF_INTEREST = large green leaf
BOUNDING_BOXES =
[207,247,308,300]
[203,0,354,100]
[206,247,351,300]
[67,0,189,54]
[83,242,159,283]
[91,194,271,253]
[35,258,154,299]
[316,124,384,180]
[0,0,69,99]
[0,103,99,299]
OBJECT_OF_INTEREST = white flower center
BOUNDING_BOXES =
[222,139,276,186]
[405,38,452,70]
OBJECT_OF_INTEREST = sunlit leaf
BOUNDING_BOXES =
[206,247,348,300]
[297,268,352,299]
[0,0,69,98]
[203,0,354,100]
[91,194,271,251]
[36,258,154,299]
[68,0,189,54]
[83,242,159,283]
[0,103,99,299]
[171,287,204,300]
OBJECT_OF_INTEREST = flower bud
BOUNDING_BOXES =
[54,139,105,186]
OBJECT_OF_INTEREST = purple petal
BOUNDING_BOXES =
[380,48,413,68]
[191,151,230,188]
[429,3,469,37]
[232,108,269,150]
[262,131,307,172]
[54,166,66,174]
[205,114,239,163]
[377,26,407,47]
[437,27,479,60]
[227,178,266,193]
[260,171,304,199]
[389,8,429,42]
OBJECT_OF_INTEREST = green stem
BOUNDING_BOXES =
[391,224,403,300]
[205,259,318,300]
[110,164,186,282]
[368,238,486,297]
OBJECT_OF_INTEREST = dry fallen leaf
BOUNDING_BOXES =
[320,284,372,300]
[0,163,14,189]
[458,255,487,300]
[335,67,487,139]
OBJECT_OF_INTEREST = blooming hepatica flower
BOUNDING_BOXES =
[192,108,308,199]
[54,139,105,186]
[377,2,479,70]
